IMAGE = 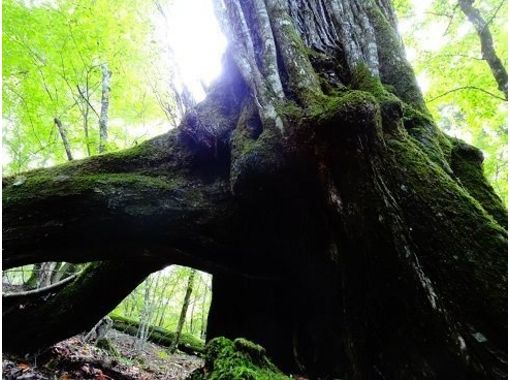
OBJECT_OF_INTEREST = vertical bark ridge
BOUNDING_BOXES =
[265,0,323,104]
[220,0,284,131]
[246,0,285,98]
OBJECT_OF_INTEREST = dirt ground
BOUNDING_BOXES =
[2,329,204,380]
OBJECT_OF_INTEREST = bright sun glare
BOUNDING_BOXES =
[165,0,227,102]
[166,0,438,101]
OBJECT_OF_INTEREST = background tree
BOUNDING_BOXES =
[2,0,173,172]
[170,268,196,353]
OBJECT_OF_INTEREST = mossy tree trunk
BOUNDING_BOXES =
[3,0,506,379]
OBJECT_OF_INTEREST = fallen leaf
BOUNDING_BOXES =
[17,362,30,371]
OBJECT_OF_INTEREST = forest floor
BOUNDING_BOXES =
[2,329,204,380]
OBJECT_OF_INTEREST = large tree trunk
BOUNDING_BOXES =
[171,269,196,353]
[3,1,507,379]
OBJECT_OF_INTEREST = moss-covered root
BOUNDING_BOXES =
[110,315,204,355]
[450,139,507,228]
[188,337,292,380]
[3,260,163,354]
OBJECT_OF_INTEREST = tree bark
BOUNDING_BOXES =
[2,0,507,378]
[50,262,78,283]
[54,117,73,161]
[80,83,92,157]
[158,278,178,327]
[136,277,154,351]
[25,263,41,288]
[200,279,210,340]
[171,269,196,353]
[37,261,58,288]
[98,63,111,153]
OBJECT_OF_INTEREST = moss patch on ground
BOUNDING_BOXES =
[188,337,291,380]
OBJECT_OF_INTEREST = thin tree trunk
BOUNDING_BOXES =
[157,278,179,327]
[38,122,76,287]
[170,269,196,353]
[152,279,171,328]
[25,263,41,289]
[127,293,138,319]
[98,63,111,153]
[38,262,58,288]
[136,276,153,351]
[188,285,198,335]
[53,117,73,161]
[200,279,209,340]
[82,85,91,156]
[458,0,508,98]
[51,262,77,283]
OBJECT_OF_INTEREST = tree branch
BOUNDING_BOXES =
[3,271,81,299]
[2,130,241,273]
[443,4,459,36]
[458,0,508,99]
[53,117,74,161]
[485,0,506,28]
[76,84,100,118]
[426,86,507,102]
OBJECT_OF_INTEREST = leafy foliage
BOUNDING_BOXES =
[397,0,508,203]
[2,0,172,173]
[112,266,212,342]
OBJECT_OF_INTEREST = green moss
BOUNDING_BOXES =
[3,171,182,205]
[229,120,285,195]
[188,337,291,380]
[385,134,507,320]
[450,139,507,228]
[311,90,382,141]
[96,338,120,357]
[266,7,323,107]
[350,63,387,99]
[274,99,304,123]
[348,64,410,135]
[314,90,376,117]
[110,315,205,355]
[400,103,454,173]
[402,104,434,128]
[2,132,181,193]
[366,6,426,110]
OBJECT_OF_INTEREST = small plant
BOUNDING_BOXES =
[157,350,170,360]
